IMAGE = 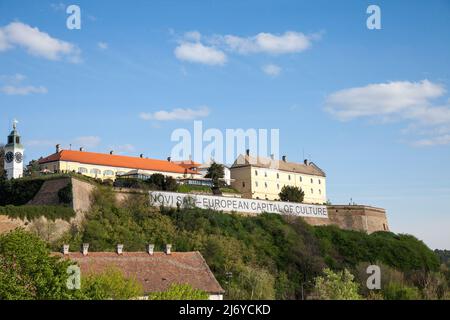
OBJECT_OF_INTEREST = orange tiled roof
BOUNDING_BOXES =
[53,251,224,294]
[39,150,199,175]
[172,160,201,170]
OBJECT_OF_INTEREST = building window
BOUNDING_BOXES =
[299,176,302,182]
[264,172,267,177]
[255,170,258,176]
[78,167,88,174]
[277,184,280,190]
[103,170,114,176]
[277,173,279,179]
[311,178,313,183]
[264,182,268,188]
[116,171,126,176]
[242,182,245,188]
[319,179,321,185]
[288,175,291,181]
[319,189,322,195]
[255,181,258,187]
[311,188,314,194]
[90,168,101,175]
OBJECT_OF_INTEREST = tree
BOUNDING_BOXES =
[279,185,304,203]
[0,229,75,300]
[205,162,224,187]
[148,283,209,300]
[25,159,41,177]
[81,268,143,300]
[0,144,6,181]
[311,268,362,300]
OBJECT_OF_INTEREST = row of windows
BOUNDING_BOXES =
[254,170,322,184]
[78,167,125,176]
[251,181,322,195]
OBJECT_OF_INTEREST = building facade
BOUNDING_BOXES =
[230,153,327,204]
[39,146,199,181]
[4,120,24,180]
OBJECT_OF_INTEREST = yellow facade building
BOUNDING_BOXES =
[230,153,327,204]
[38,146,198,180]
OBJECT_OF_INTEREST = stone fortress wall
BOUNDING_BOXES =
[0,177,389,239]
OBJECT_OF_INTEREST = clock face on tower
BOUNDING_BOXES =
[5,151,14,163]
[15,152,23,163]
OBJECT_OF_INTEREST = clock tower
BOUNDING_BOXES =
[4,119,24,180]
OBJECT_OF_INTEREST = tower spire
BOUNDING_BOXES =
[13,119,18,130]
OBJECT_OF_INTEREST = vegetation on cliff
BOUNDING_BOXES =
[54,187,447,300]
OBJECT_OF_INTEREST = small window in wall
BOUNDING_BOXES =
[265,195,268,200]
[264,172,267,177]
[319,179,321,185]
[277,173,279,179]
[242,182,246,188]
[288,175,291,181]
[299,176,302,182]
[103,170,114,176]
[311,178,313,183]
[319,189,322,195]
[78,167,88,174]
[311,188,314,194]
[255,170,258,176]
[264,182,268,188]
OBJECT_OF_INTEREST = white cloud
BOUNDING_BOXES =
[325,80,450,146]
[0,22,81,62]
[412,135,450,147]
[50,2,66,12]
[183,31,201,42]
[73,136,101,148]
[262,64,281,76]
[140,106,210,121]
[108,144,136,154]
[0,73,26,83]
[174,42,226,65]
[1,85,47,95]
[97,42,108,50]
[224,31,314,55]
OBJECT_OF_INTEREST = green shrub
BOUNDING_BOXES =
[0,205,75,221]
[149,283,209,300]
[58,182,73,204]
[382,282,421,300]
[0,179,44,206]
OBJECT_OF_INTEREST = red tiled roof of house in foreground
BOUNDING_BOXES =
[54,251,224,295]
[39,150,199,175]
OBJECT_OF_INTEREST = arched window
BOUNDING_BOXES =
[116,171,126,176]
[78,167,88,174]
[103,170,114,176]
[90,168,101,175]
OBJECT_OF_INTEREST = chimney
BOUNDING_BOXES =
[165,244,172,255]
[56,144,61,153]
[110,150,114,155]
[246,149,250,156]
[116,244,124,255]
[140,154,144,158]
[282,155,287,162]
[304,159,308,165]
[189,154,192,161]
[82,243,89,256]
[79,147,84,152]
[62,244,69,255]
[167,156,171,162]
[146,244,155,255]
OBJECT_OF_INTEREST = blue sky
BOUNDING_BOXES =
[1,0,449,249]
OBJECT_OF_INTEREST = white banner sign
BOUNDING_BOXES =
[149,191,328,218]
